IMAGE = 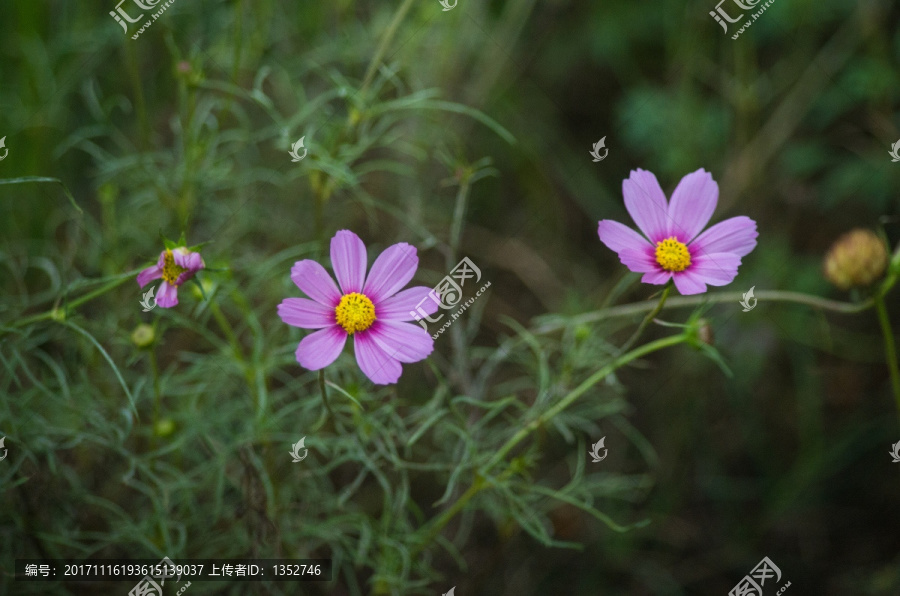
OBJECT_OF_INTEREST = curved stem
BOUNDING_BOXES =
[448,177,471,264]
[209,301,261,417]
[319,369,334,419]
[149,344,161,446]
[359,0,417,96]
[6,271,139,332]
[485,333,688,470]
[447,177,473,392]
[417,333,689,550]
[209,301,243,361]
[874,293,900,425]
[534,290,875,334]
[617,283,671,355]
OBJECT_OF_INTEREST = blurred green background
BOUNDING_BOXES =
[2,0,900,594]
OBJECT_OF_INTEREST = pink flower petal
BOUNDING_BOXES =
[377,286,440,321]
[672,271,707,295]
[295,325,347,370]
[688,252,742,285]
[672,253,742,295]
[331,230,367,294]
[623,169,669,243]
[618,248,659,273]
[691,216,758,258]
[641,270,672,285]
[598,219,652,253]
[367,321,434,363]
[173,249,204,272]
[156,281,179,307]
[354,331,403,384]
[667,168,718,243]
[137,265,163,288]
[362,243,418,303]
[174,270,199,286]
[291,259,342,307]
[278,298,335,329]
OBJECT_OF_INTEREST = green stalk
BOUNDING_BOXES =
[417,332,688,550]
[486,333,687,469]
[359,0,417,96]
[448,176,471,262]
[319,369,334,420]
[617,283,671,355]
[447,176,472,391]
[208,301,259,416]
[874,293,900,425]
[8,272,139,332]
[149,343,161,444]
[209,301,242,361]
[533,289,879,335]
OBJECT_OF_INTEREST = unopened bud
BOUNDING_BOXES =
[154,418,175,437]
[823,229,888,289]
[697,319,714,346]
[131,323,155,348]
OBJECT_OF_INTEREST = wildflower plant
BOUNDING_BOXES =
[2,1,900,595]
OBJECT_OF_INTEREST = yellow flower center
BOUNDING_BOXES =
[655,237,691,272]
[334,292,376,335]
[162,250,188,285]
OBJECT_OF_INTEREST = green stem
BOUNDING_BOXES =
[448,177,471,263]
[617,283,671,355]
[209,301,242,360]
[534,290,877,335]
[359,0,417,96]
[7,272,139,332]
[149,343,161,444]
[874,292,900,425]
[208,301,259,415]
[417,332,689,549]
[319,369,334,420]
[447,177,473,391]
[486,333,687,470]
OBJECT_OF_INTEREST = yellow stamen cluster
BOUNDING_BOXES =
[655,237,691,272]
[161,250,188,285]
[335,292,376,335]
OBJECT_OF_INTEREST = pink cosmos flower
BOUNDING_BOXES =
[137,247,205,308]
[598,168,758,295]
[278,230,438,385]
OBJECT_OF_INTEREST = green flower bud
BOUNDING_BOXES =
[153,418,175,437]
[131,323,155,348]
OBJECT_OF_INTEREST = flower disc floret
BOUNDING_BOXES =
[655,237,691,272]
[335,292,376,334]
[161,250,189,285]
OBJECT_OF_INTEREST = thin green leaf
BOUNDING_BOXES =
[61,321,138,417]
[0,176,83,214]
